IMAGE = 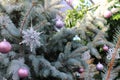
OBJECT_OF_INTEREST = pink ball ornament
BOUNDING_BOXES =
[103,45,109,51]
[78,68,84,73]
[18,67,29,78]
[103,10,112,18]
[0,39,12,53]
[96,62,104,71]
[55,19,64,29]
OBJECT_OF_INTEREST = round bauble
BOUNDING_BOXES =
[103,10,112,18]
[103,45,109,51]
[55,19,64,29]
[75,72,80,78]
[78,68,84,73]
[0,39,12,53]
[73,35,81,42]
[18,67,29,78]
[96,62,104,71]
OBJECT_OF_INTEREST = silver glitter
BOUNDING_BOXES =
[107,48,120,60]
[20,27,42,52]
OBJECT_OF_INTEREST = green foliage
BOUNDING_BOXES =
[112,12,120,20]
[65,7,87,28]
[0,0,120,80]
[29,54,73,80]
[64,0,91,28]
[113,26,120,44]
[107,12,120,42]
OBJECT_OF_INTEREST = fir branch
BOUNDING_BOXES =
[106,36,120,80]
[34,20,49,30]
[86,26,100,34]
[2,24,20,40]
[20,2,35,35]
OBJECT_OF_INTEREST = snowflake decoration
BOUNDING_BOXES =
[20,27,42,52]
[106,47,120,60]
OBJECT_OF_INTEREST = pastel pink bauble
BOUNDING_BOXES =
[0,39,12,53]
[104,10,112,18]
[18,68,29,78]
[78,68,84,73]
[96,62,104,71]
[103,45,109,51]
[55,19,64,29]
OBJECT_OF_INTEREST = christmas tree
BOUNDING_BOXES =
[0,0,120,80]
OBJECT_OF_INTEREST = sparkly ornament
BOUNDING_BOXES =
[103,45,109,51]
[108,48,114,53]
[107,48,120,60]
[55,19,64,29]
[18,67,29,78]
[106,54,112,60]
[96,62,104,71]
[73,35,81,41]
[103,10,112,18]
[20,27,42,52]
[0,39,12,53]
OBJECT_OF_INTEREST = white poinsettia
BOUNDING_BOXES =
[20,27,42,52]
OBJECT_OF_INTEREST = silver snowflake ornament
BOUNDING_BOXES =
[106,47,120,60]
[20,27,42,52]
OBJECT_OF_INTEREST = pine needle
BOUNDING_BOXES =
[20,2,35,35]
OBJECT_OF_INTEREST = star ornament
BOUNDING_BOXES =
[20,27,42,52]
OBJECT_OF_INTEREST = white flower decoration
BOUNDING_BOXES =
[20,27,42,52]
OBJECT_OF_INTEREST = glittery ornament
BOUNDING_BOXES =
[20,27,42,52]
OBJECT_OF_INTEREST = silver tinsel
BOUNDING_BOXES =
[20,27,42,52]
